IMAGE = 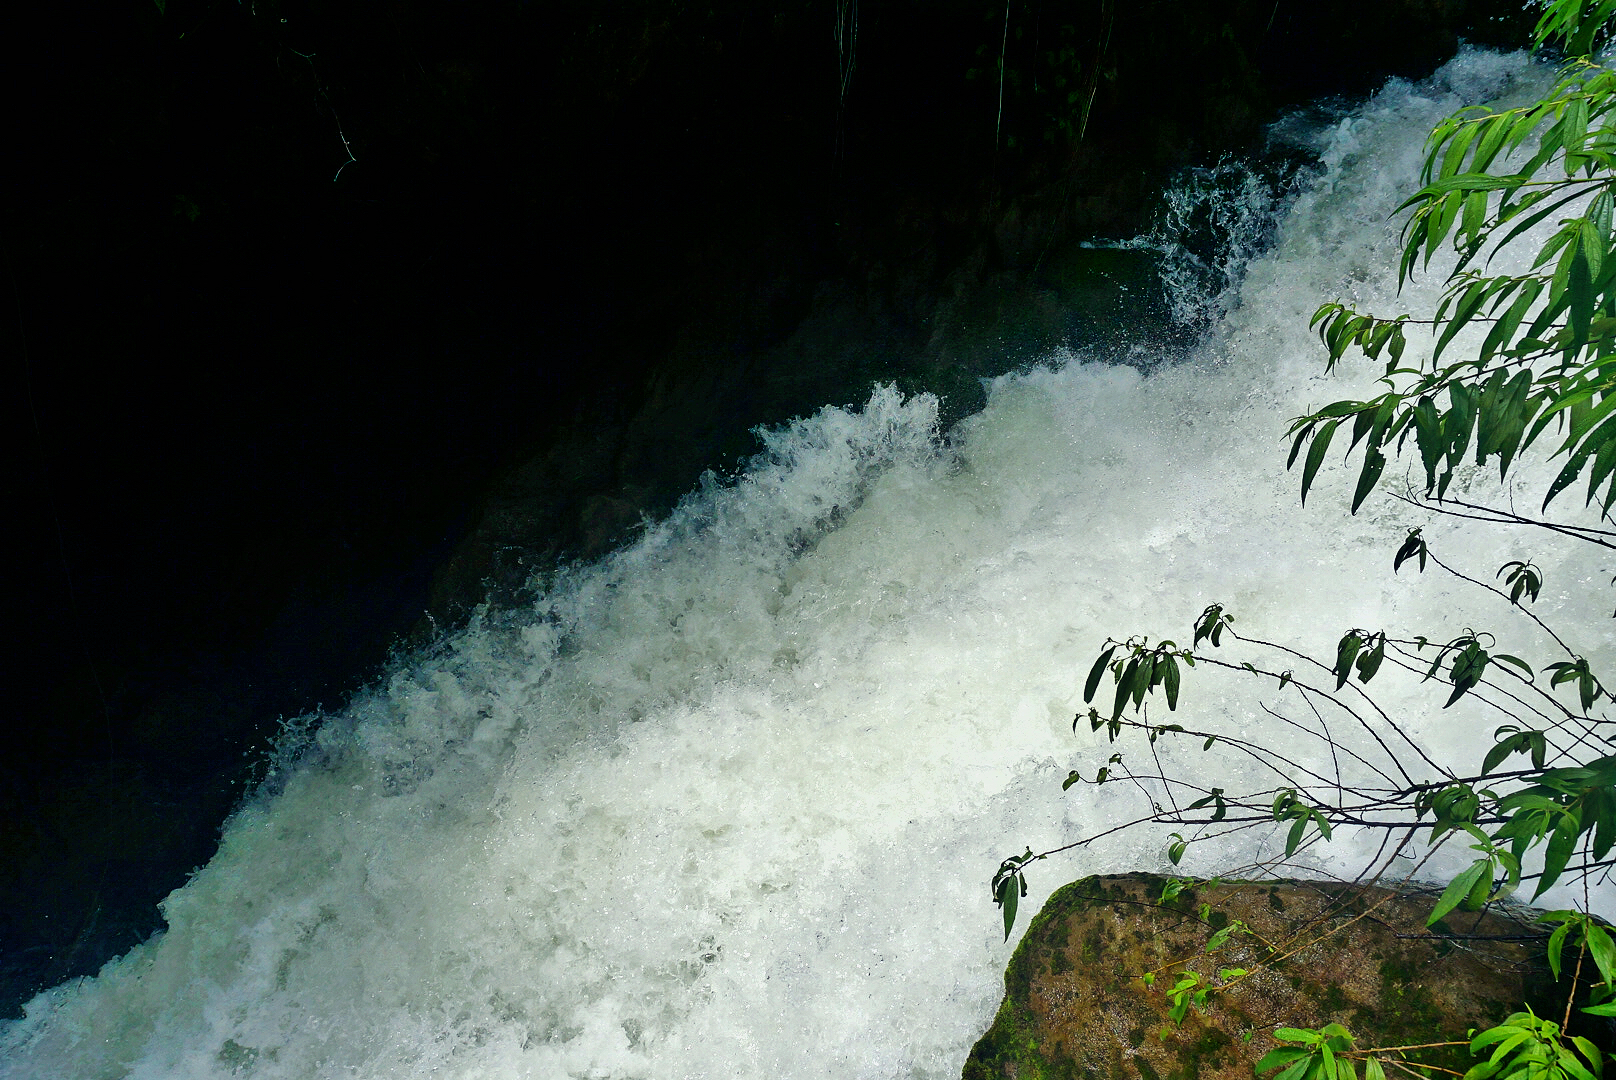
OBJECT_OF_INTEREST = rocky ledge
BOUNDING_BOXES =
[964,873,1611,1080]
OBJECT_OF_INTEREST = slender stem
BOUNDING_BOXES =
[1425,550,1579,658]
[1391,492,1616,549]
[1564,937,1586,1032]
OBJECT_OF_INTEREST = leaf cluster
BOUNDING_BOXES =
[1465,1009,1606,1080]
[1257,1024,1378,1080]
[1294,38,1616,518]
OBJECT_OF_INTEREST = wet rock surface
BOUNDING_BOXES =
[964,874,1610,1080]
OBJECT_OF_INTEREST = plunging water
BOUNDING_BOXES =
[5,49,1610,1080]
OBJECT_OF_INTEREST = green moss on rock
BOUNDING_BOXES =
[962,874,1602,1080]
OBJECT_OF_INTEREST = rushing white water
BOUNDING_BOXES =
[7,49,1613,1080]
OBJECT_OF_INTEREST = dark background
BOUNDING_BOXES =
[2,0,1531,1016]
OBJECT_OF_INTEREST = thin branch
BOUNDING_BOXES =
[1425,550,1579,657]
[1392,491,1616,549]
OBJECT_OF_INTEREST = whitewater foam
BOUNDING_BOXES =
[5,47,1610,1080]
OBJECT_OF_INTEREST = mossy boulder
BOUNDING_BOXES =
[964,873,1608,1080]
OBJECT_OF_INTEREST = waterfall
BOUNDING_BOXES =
[5,47,1609,1080]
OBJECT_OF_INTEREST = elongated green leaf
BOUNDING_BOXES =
[1447,382,1477,470]
[1351,450,1387,513]
[1543,413,1616,508]
[1414,398,1444,488]
[1592,786,1615,858]
[998,873,1019,941]
[1112,656,1138,721]
[1429,859,1490,925]
[1434,278,1489,361]
[1356,637,1386,683]
[1497,187,1591,253]
[1256,1049,1311,1075]
[1394,529,1428,573]
[1475,367,1511,465]
[1472,112,1510,174]
[1558,386,1616,454]
[1534,815,1581,898]
[1585,921,1616,984]
[1441,118,1481,179]
[1334,633,1363,691]
[1492,653,1536,678]
[1571,244,1595,350]
[1548,918,1573,980]
[1407,172,1525,196]
[1350,405,1377,450]
[1287,423,1315,470]
[1084,646,1117,704]
[1483,733,1524,776]
[1584,417,1616,511]
[1581,214,1605,280]
[1564,96,1591,163]
[1285,816,1308,856]
[1132,655,1155,709]
[1478,278,1540,362]
[1300,420,1339,506]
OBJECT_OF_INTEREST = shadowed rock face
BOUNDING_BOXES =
[964,874,1610,1080]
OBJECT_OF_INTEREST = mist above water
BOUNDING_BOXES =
[6,48,1610,1080]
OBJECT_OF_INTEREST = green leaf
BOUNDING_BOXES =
[1206,920,1244,953]
[1483,732,1526,776]
[1492,653,1536,680]
[1570,1035,1605,1080]
[1112,656,1139,721]
[1356,636,1386,684]
[1286,816,1308,856]
[997,872,1020,941]
[1548,918,1573,980]
[1084,646,1117,704]
[1272,1029,1318,1044]
[1445,642,1490,707]
[1300,419,1340,506]
[1350,449,1387,513]
[1572,244,1595,349]
[1535,814,1581,898]
[1334,632,1363,691]
[1434,278,1490,360]
[1132,654,1155,710]
[1429,859,1490,925]
[1256,1049,1311,1076]
[1586,921,1616,985]
[1394,529,1428,573]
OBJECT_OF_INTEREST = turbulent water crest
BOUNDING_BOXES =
[6,49,1612,1079]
